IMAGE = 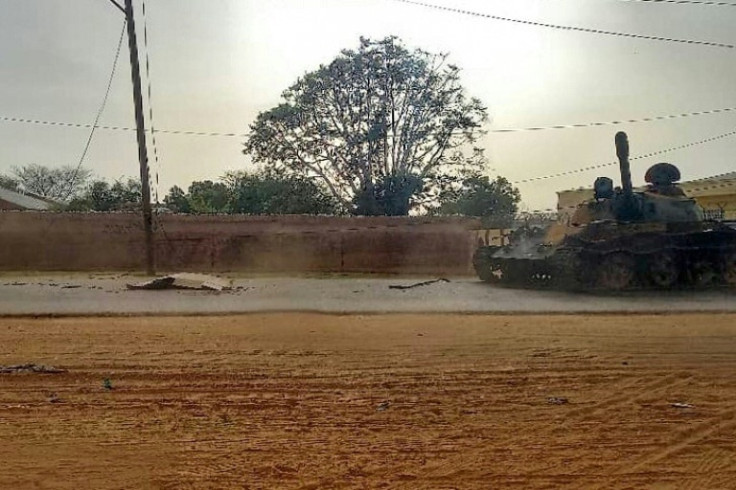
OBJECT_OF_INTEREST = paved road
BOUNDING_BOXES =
[0,273,734,315]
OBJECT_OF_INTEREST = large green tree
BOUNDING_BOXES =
[224,170,338,215]
[438,175,521,227]
[161,172,337,215]
[163,185,191,213]
[67,177,142,211]
[187,180,230,214]
[245,36,488,215]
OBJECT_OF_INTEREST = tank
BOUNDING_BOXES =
[473,131,736,290]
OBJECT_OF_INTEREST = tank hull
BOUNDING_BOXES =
[473,221,736,290]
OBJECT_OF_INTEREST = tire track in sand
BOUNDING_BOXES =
[586,410,736,490]
[563,373,691,422]
[679,447,736,490]
[426,372,695,482]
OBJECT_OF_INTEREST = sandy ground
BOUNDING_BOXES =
[1,274,736,314]
[1,313,736,489]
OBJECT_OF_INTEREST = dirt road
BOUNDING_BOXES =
[1,274,736,314]
[2,314,736,489]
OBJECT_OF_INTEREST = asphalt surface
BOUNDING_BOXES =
[0,273,734,315]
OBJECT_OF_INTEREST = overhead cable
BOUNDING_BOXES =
[142,0,160,203]
[513,127,736,184]
[0,116,247,138]
[619,0,736,6]
[106,0,125,14]
[5,104,736,138]
[491,106,736,133]
[63,21,127,200]
[489,107,736,133]
[392,0,734,48]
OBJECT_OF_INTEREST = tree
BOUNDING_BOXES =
[10,164,91,201]
[245,36,488,215]
[187,180,230,214]
[109,178,142,209]
[67,180,115,211]
[224,170,338,215]
[66,177,142,212]
[0,175,20,192]
[438,175,521,227]
[352,174,423,216]
[163,185,191,213]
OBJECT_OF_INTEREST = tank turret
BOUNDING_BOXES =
[578,132,703,225]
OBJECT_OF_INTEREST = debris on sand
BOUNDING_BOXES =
[376,400,391,411]
[0,363,66,374]
[547,397,569,405]
[671,402,694,409]
[388,278,450,290]
[127,273,232,291]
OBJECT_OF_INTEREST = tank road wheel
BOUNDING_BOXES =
[721,252,736,287]
[689,259,718,287]
[647,252,679,288]
[473,247,503,283]
[477,262,504,283]
[596,253,635,290]
[506,259,533,286]
[553,252,584,290]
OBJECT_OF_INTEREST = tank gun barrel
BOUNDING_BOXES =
[615,131,633,198]
[614,131,642,221]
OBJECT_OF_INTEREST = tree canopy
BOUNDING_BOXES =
[0,175,20,192]
[163,185,190,213]
[67,177,142,212]
[3,164,91,201]
[245,36,488,215]
[186,180,230,214]
[225,171,338,215]
[438,175,521,227]
[161,171,338,215]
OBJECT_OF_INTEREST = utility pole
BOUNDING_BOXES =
[109,0,155,274]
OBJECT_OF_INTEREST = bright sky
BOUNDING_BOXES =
[1,0,735,210]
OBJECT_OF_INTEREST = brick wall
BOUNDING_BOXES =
[0,212,481,275]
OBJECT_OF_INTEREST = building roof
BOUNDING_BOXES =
[679,172,736,198]
[557,171,736,198]
[555,170,736,214]
[0,186,53,210]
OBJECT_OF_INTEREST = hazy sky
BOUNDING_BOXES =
[1,0,735,210]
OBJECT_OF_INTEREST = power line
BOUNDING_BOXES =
[491,106,736,133]
[513,127,736,184]
[106,0,125,14]
[392,0,735,49]
[619,0,736,6]
[6,103,736,138]
[63,21,127,200]
[0,116,247,138]
[141,0,160,203]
